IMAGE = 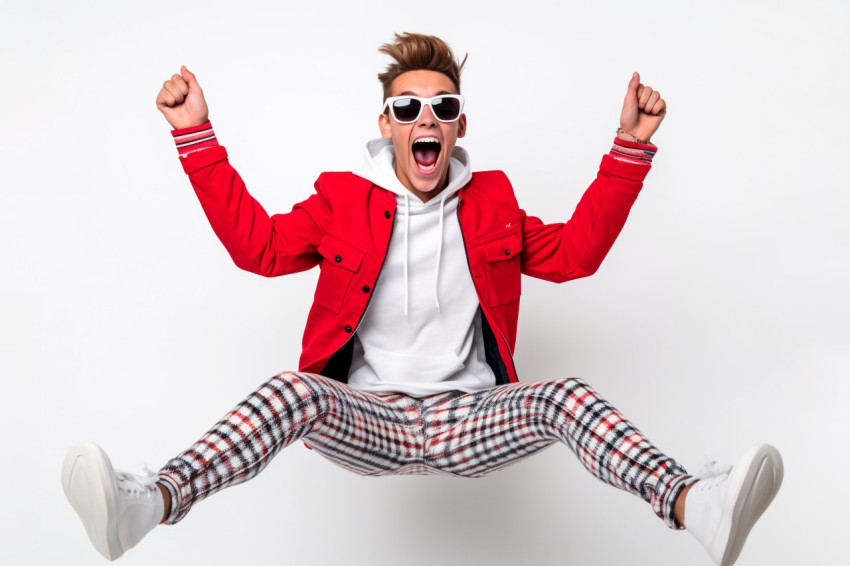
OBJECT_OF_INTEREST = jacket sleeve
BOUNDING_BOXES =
[520,149,652,283]
[177,129,331,277]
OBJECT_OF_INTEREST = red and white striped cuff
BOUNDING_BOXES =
[610,137,656,166]
[172,122,218,156]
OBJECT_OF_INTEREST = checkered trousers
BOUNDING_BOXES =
[157,372,690,528]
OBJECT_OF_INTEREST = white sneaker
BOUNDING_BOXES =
[62,442,164,561]
[685,444,783,566]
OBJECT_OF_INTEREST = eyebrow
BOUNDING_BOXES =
[395,90,455,96]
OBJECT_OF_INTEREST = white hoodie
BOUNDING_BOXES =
[347,139,496,397]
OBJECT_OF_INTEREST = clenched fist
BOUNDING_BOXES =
[156,66,209,130]
[619,72,666,143]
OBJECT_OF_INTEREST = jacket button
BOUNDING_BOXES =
[504,249,511,256]
[335,255,342,263]
[362,285,370,293]
[344,325,353,333]
[384,210,391,219]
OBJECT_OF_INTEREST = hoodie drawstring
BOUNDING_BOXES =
[403,194,410,321]
[433,195,446,314]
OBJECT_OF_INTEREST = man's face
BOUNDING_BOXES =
[379,70,467,202]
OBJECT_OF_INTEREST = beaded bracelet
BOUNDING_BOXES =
[616,128,649,145]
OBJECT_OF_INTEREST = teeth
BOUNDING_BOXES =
[414,137,440,145]
[419,162,437,171]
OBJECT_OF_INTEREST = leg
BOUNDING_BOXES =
[420,378,782,565]
[64,371,344,559]
[675,482,694,526]
[157,371,343,523]
[423,378,691,528]
[64,371,434,560]
[299,389,430,476]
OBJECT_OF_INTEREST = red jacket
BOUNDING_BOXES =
[179,144,650,385]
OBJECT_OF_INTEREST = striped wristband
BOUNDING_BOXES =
[610,136,656,165]
[172,122,218,156]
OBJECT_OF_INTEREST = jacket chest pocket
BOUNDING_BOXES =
[481,232,523,306]
[315,235,366,313]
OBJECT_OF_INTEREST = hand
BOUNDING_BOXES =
[618,72,666,143]
[155,66,209,130]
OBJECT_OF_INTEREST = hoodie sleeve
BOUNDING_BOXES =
[173,122,330,277]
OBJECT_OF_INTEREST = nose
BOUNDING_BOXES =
[417,102,437,126]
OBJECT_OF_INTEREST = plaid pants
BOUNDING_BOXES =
[158,372,691,528]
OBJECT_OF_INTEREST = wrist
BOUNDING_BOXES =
[616,127,652,145]
[171,116,209,131]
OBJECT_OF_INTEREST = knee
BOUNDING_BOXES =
[522,378,592,423]
[266,372,339,414]
[551,377,586,389]
[528,378,588,403]
[545,377,598,404]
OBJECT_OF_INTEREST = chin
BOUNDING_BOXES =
[416,164,450,190]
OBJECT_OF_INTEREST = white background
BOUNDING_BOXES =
[2,0,848,564]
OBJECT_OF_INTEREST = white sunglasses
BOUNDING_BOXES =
[382,94,465,123]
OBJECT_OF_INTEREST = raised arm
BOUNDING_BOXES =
[156,67,329,277]
[521,73,665,282]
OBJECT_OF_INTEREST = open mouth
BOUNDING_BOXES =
[412,137,441,172]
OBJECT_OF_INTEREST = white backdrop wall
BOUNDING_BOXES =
[2,1,848,564]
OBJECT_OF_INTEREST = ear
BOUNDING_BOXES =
[379,113,392,139]
[457,114,467,138]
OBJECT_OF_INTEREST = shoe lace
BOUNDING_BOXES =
[691,457,732,492]
[115,465,158,497]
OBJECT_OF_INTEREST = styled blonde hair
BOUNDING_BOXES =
[377,32,467,101]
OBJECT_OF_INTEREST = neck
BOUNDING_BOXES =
[409,184,445,203]
[396,167,450,203]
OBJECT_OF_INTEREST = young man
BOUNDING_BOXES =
[63,33,782,565]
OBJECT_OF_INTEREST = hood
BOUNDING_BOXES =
[353,138,472,204]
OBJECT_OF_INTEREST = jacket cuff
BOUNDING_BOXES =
[610,136,657,166]
[172,121,219,157]
[600,145,654,182]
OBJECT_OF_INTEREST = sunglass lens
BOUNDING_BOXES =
[432,97,461,121]
[391,98,422,122]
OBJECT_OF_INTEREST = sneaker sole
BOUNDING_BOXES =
[716,443,784,566]
[61,442,124,561]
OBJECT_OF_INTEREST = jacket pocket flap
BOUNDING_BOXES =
[485,233,523,263]
[318,235,365,272]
